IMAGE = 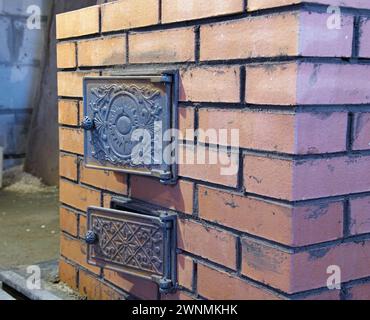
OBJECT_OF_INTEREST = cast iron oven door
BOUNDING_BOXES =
[82,71,178,184]
[85,206,177,293]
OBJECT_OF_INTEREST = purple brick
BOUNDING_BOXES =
[359,18,370,58]
[295,112,347,154]
[299,12,353,57]
[306,0,370,9]
[297,63,370,105]
[353,113,370,150]
[244,155,370,201]
[350,196,370,235]
[294,156,370,200]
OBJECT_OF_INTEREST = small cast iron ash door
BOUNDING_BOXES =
[85,206,177,293]
[82,71,178,184]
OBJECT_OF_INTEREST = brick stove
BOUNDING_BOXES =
[57,0,370,300]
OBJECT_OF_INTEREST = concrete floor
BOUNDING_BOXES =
[0,189,59,269]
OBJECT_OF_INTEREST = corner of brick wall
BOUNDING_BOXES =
[57,0,370,300]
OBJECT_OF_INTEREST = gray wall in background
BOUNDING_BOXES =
[0,0,52,169]
[24,0,100,185]
[0,0,99,183]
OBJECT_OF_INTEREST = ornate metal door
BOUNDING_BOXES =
[82,71,178,184]
[85,206,177,293]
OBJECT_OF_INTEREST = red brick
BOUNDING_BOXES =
[59,259,78,290]
[246,62,297,105]
[57,71,98,98]
[179,107,195,140]
[198,264,282,300]
[104,270,158,300]
[59,127,84,155]
[55,0,370,301]
[56,42,76,68]
[299,290,340,300]
[80,165,128,194]
[131,176,194,214]
[242,238,291,292]
[60,207,78,237]
[180,66,240,103]
[102,193,113,209]
[198,185,343,246]
[198,109,347,154]
[56,6,99,39]
[162,0,244,23]
[241,237,370,293]
[78,36,126,67]
[60,179,101,211]
[244,154,370,201]
[177,255,193,290]
[178,219,237,269]
[129,28,195,63]
[59,153,78,181]
[78,101,84,125]
[350,196,370,235]
[352,113,370,150]
[79,270,124,300]
[198,109,294,152]
[60,233,100,274]
[247,62,370,105]
[347,282,370,300]
[101,0,159,32]
[179,144,239,187]
[201,12,299,61]
[79,214,87,239]
[58,100,79,126]
[161,291,195,300]
[244,155,293,200]
[248,0,300,10]
[290,203,343,246]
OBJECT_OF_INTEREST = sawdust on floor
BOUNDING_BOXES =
[0,166,59,268]
[2,166,57,193]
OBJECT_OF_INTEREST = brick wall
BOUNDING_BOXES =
[57,0,370,300]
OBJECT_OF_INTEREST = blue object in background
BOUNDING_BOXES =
[0,0,52,169]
